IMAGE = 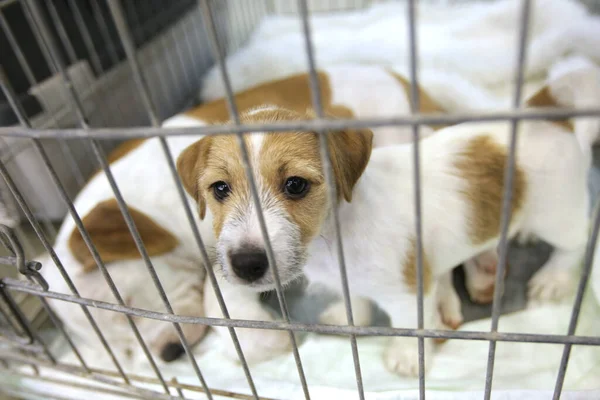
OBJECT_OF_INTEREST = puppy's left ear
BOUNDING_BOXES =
[327,125,373,202]
[176,137,212,219]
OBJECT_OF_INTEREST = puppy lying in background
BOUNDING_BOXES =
[176,58,600,375]
[43,64,496,364]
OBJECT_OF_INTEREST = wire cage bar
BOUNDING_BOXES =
[1,0,600,399]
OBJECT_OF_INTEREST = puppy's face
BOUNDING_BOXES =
[177,107,373,290]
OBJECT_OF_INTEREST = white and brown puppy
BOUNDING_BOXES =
[177,65,498,363]
[176,61,600,375]
[43,137,211,363]
[43,64,494,364]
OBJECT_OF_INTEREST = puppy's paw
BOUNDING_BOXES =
[228,326,292,364]
[384,337,433,377]
[528,267,575,302]
[465,270,496,304]
[319,298,372,327]
[464,252,503,304]
[221,308,292,364]
[437,295,463,331]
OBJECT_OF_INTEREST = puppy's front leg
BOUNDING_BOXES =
[204,274,292,363]
[319,295,373,327]
[373,289,437,377]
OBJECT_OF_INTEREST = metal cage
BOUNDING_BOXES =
[1,0,600,399]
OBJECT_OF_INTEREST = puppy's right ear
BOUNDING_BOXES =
[177,137,211,219]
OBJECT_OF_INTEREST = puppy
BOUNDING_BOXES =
[43,64,488,364]
[177,65,498,362]
[44,64,497,364]
[176,61,599,376]
[43,136,211,363]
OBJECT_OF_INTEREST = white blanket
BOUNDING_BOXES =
[200,0,600,109]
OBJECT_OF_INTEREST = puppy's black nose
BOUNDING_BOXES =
[229,248,268,282]
[160,342,184,362]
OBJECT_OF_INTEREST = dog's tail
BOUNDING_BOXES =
[546,55,600,157]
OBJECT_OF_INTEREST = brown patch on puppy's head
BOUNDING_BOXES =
[176,106,373,289]
[69,199,179,272]
[454,135,527,245]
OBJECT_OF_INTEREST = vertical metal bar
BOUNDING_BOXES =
[0,287,55,364]
[200,1,311,399]
[483,1,532,399]
[552,199,600,399]
[9,0,92,198]
[1,68,130,388]
[171,377,186,399]
[0,289,42,377]
[105,2,258,398]
[0,9,36,86]
[123,0,175,111]
[4,224,90,371]
[66,0,103,75]
[0,285,31,339]
[67,0,132,130]
[90,0,120,66]
[163,10,195,98]
[29,285,90,372]
[0,148,132,382]
[1,66,171,393]
[138,0,189,111]
[190,4,214,73]
[20,0,55,76]
[109,0,260,397]
[44,1,77,64]
[35,0,88,189]
[13,225,36,258]
[405,0,426,397]
[295,1,364,399]
[173,6,202,96]
[0,136,58,241]
[43,2,213,397]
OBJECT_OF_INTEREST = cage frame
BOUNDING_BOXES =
[0,0,600,399]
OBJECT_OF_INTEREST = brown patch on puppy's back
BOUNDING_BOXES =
[454,136,526,245]
[69,199,179,272]
[525,86,574,132]
[185,72,332,123]
[388,70,448,130]
[402,237,432,294]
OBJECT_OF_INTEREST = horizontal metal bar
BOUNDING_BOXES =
[0,351,179,400]
[0,338,46,354]
[2,386,79,400]
[3,371,144,400]
[1,107,598,139]
[0,351,277,400]
[4,278,600,346]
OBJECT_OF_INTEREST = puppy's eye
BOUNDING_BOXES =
[212,181,231,201]
[283,176,310,199]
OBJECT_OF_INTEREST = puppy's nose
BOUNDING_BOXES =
[229,248,268,282]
